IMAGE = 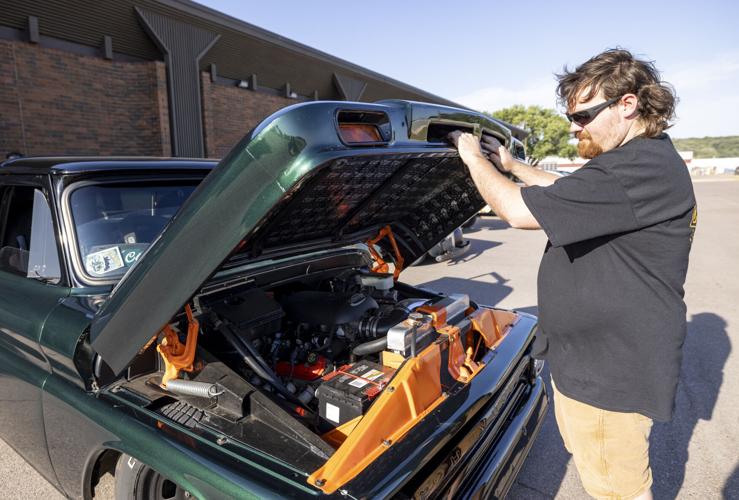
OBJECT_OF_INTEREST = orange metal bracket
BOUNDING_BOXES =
[437,324,468,382]
[467,308,501,348]
[439,308,503,383]
[321,416,362,449]
[417,302,448,327]
[366,225,404,280]
[157,304,200,387]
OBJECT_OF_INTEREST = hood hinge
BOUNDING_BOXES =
[365,225,404,280]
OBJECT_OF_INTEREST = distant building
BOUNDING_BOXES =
[689,157,739,175]
[678,150,694,167]
[538,156,587,173]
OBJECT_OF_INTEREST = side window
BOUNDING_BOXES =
[0,186,61,282]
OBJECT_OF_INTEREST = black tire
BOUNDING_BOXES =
[114,453,189,500]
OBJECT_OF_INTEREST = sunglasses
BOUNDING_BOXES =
[565,95,623,126]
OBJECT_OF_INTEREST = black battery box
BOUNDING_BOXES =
[316,360,395,427]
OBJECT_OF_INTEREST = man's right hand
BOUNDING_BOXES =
[482,136,560,188]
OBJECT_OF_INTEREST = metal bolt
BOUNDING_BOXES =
[216,436,227,445]
[382,439,392,446]
[315,479,326,487]
[387,386,395,393]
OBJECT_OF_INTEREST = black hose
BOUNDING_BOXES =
[352,298,429,358]
[212,317,308,409]
[352,337,388,357]
[357,299,428,338]
[215,321,273,381]
[357,308,407,338]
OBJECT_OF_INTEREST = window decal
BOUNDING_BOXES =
[85,246,125,276]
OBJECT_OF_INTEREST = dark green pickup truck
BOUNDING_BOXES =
[0,100,546,499]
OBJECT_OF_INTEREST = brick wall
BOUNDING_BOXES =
[0,40,170,157]
[0,40,302,160]
[0,41,25,154]
[201,73,296,159]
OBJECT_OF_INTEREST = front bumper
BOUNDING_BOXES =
[339,312,542,499]
[452,376,548,499]
[408,370,548,500]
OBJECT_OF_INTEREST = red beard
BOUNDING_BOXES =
[577,129,604,159]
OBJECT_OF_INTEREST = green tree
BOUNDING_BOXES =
[486,105,577,163]
[671,136,739,158]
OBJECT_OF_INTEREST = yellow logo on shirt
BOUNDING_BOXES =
[689,205,698,243]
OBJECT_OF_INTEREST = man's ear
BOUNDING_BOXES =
[621,93,639,119]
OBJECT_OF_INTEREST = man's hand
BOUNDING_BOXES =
[480,135,516,173]
[447,131,508,172]
[454,132,487,165]
[446,130,541,230]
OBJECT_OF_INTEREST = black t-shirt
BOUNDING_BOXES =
[521,134,696,421]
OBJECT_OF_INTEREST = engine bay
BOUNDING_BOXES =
[193,269,465,430]
[105,258,519,493]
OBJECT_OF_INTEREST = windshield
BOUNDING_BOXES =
[69,181,198,280]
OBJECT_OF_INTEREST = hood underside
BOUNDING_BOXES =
[90,100,512,373]
[234,151,484,264]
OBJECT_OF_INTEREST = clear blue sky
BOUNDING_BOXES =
[200,0,739,139]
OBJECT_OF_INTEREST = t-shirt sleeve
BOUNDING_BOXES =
[521,163,640,247]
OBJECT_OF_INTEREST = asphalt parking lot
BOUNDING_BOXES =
[1,178,737,499]
[403,178,739,499]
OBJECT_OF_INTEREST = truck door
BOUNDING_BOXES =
[0,180,67,489]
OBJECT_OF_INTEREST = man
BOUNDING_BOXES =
[453,49,695,500]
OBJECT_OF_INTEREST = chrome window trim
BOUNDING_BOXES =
[61,176,201,286]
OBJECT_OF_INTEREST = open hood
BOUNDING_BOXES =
[90,100,512,373]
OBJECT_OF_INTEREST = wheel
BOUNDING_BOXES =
[114,453,190,500]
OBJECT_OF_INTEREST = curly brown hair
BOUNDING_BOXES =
[556,49,678,137]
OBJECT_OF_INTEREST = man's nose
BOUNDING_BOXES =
[570,121,583,134]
